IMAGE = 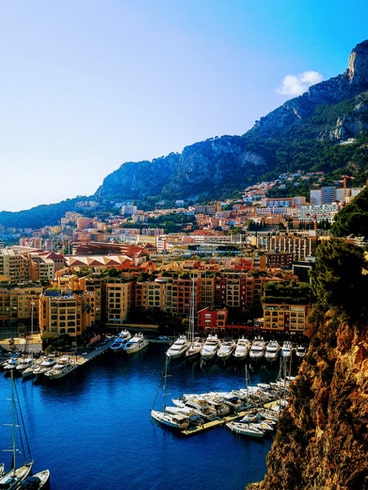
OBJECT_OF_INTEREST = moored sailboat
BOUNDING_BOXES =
[185,276,203,361]
[225,420,265,438]
[0,372,50,489]
[151,358,190,431]
[20,469,50,489]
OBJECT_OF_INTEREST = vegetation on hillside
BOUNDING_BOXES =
[330,185,368,239]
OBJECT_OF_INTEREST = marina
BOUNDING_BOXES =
[0,335,302,489]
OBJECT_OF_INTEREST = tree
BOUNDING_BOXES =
[17,324,27,337]
[331,186,368,240]
[309,238,368,322]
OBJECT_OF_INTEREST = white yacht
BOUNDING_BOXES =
[16,356,34,373]
[216,339,236,361]
[44,356,78,380]
[150,409,190,431]
[281,340,293,358]
[264,340,281,362]
[166,335,189,360]
[232,336,251,361]
[225,421,264,438]
[296,344,307,359]
[32,354,57,378]
[200,334,221,361]
[249,337,266,361]
[110,329,131,352]
[3,356,19,373]
[123,333,149,354]
[185,337,203,361]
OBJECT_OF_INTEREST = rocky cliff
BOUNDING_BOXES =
[251,40,368,140]
[247,235,368,490]
[95,135,267,204]
[247,311,368,489]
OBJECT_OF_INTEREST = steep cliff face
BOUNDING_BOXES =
[94,40,368,205]
[251,40,368,140]
[95,135,267,203]
[247,309,368,489]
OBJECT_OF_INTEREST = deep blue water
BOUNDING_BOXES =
[0,344,282,490]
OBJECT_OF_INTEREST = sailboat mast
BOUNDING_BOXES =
[10,371,16,474]
[162,357,171,411]
[189,275,196,342]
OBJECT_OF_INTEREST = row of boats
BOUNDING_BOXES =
[151,362,290,437]
[165,333,307,363]
[1,353,79,382]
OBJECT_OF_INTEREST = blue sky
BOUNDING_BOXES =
[1,0,367,211]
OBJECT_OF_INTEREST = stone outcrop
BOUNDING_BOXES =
[348,40,368,85]
[247,310,368,489]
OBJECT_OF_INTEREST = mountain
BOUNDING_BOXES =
[94,39,368,205]
[2,40,368,228]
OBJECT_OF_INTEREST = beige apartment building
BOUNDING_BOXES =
[39,289,97,339]
[135,279,167,311]
[103,280,134,329]
[262,303,310,333]
[0,248,29,283]
[0,285,43,338]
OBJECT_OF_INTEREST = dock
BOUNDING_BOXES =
[181,410,251,436]
[74,338,114,366]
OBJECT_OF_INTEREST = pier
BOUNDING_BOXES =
[181,409,255,436]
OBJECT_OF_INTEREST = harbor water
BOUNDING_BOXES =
[0,343,283,489]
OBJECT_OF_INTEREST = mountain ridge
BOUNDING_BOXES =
[2,40,368,229]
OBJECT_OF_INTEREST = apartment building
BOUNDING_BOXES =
[262,303,309,333]
[39,289,97,339]
[135,279,167,310]
[0,248,29,283]
[197,306,228,333]
[197,275,216,310]
[0,285,43,338]
[164,277,193,317]
[40,292,81,338]
[103,280,134,328]
[266,252,294,269]
[215,273,268,311]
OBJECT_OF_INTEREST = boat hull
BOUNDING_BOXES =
[44,362,78,380]
[150,409,189,430]
[124,336,149,354]
[20,469,50,489]
[0,462,33,489]
[226,421,264,438]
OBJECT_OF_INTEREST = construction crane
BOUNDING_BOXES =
[342,175,356,206]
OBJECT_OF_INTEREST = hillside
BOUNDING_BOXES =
[94,40,368,204]
[2,40,368,228]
